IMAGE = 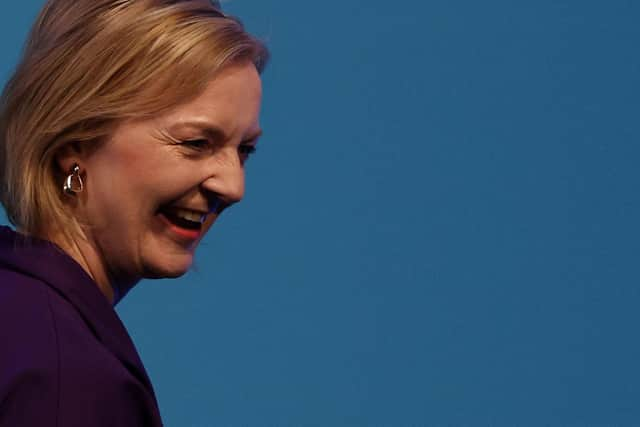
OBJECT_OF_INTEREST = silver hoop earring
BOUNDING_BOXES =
[63,164,84,195]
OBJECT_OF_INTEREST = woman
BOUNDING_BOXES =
[0,0,268,425]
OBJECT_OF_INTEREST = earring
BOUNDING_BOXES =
[63,163,84,195]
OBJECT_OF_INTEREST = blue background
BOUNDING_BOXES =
[2,1,639,425]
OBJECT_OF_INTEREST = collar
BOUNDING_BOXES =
[0,225,157,398]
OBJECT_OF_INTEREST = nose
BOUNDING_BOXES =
[200,147,245,209]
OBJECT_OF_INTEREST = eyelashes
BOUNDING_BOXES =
[181,139,257,161]
[181,139,209,150]
[238,144,257,156]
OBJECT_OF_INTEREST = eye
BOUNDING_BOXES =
[239,144,257,161]
[182,139,210,150]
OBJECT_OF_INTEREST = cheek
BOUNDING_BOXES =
[88,152,158,201]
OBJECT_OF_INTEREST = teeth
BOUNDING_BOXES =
[173,208,206,223]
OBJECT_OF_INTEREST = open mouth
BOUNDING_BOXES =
[158,206,206,232]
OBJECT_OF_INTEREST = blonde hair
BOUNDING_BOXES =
[0,0,268,243]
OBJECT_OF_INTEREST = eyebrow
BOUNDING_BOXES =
[166,121,262,143]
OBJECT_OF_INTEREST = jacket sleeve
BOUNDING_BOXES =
[0,272,59,426]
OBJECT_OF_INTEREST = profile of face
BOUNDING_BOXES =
[63,62,262,288]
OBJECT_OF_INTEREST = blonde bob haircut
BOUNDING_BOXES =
[0,0,268,244]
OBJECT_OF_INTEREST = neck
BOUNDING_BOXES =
[48,230,136,306]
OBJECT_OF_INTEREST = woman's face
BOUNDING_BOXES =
[78,62,262,282]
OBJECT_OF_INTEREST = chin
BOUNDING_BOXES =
[142,254,194,279]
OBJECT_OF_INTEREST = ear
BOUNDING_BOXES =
[55,141,85,174]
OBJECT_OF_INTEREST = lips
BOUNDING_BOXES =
[158,206,207,240]
[156,196,228,241]
[165,207,206,227]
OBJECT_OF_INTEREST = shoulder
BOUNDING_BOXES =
[0,266,163,426]
[0,265,59,353]
[0,266,58,347]
[0,266,163,427]
[0,267,59,425]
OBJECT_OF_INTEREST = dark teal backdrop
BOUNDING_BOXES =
[2,1,639,425]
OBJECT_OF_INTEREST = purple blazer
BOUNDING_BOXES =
[0,226,163,426]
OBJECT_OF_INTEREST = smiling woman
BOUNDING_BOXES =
[0,0,268,425]
[59,62,263,300]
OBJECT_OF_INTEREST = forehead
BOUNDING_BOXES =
[159,62,262,137]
